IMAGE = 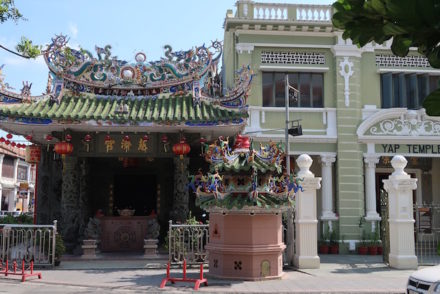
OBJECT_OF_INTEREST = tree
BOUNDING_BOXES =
[0,0,41,58]
[332,0,440,116]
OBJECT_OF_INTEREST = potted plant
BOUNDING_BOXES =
[329,229,339,254]
[358,230,368,255]
[319,225,330,254]
[54,234,66,266]
[369,230,380,255]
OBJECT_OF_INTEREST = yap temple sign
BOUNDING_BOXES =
[378,144,440,155]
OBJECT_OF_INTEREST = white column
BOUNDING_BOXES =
[0,154,4,212]
[0,184,2,211]
[364,154,381,228]
[8,190,16,211]
[383,155,418,269]
[320,155,337,231]
[294,154,321,269]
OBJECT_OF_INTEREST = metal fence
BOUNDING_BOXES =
[414,205,440,265]
[168,220,209,265]
[0,221,57,267]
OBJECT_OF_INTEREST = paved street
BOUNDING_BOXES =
[0,255,415,293]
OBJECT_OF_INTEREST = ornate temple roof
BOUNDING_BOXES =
[0,35,253,142]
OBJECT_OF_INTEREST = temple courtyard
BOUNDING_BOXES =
[0,255,414,293]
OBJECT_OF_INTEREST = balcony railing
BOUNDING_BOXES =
[235,2,332,24]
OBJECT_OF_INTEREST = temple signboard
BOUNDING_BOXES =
[376,144,440,155]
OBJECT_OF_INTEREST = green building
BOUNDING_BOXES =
[224,1,440,250]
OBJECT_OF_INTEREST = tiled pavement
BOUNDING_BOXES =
[0,255,416,293]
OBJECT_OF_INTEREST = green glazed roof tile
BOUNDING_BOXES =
[0,93,248,125]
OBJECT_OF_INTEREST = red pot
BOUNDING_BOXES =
[319,244,329,254]
[329,244,339,254]
[368,246,378,255]
[358,246,368,255]
[377,246,383,255]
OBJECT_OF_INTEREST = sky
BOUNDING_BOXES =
[0,0,333,140]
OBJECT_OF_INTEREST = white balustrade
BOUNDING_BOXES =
[253,3,288,20]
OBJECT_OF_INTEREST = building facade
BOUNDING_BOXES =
[0,142,36,214]
[224,1,440,249]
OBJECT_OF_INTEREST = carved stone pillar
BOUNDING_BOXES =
[294,154,321,269]
[170,157,190,222]
[383,155,418,269]
[61,156,81,250]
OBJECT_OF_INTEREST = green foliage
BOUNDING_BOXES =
[0,0,24,23]
[332,0,440,116]
[0,214,33,224]
[55,234,65,259]
[320,225,331,245]
[15,36,41,58]
[329,228,339,245]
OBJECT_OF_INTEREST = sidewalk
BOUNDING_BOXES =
[0,255,414,293]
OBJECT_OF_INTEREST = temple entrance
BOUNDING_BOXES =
[114,174,157,216]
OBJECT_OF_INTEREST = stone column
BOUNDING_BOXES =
[383,155,418,269]
[8,190,15,211]
[364,154,381,230]
[294,154,322,269]
[61,156,81,251]
[170,157,190,222]
[320,155,337,231]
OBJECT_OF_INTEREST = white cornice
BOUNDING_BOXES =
[248,133,337,143]
[377,68,440,74]
[236,42,333,49]
[235,29,334,38]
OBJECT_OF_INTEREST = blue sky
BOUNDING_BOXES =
[1,0,333,96]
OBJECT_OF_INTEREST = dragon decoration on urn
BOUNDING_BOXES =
[188,134,303,211]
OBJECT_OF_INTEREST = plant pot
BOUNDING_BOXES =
[377,246,383,255]
[319,244,329,254]
[368,246,378,255]
[329,244,339,254]
[358,246,368,255]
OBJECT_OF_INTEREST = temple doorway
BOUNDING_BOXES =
[114,174,157,216]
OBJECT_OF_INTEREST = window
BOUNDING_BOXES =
[381,73,440,109]
[262,72,323,107]
[2,157,14,179]
[17,165,27,181]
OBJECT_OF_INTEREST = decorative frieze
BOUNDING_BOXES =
[369,111,440,136]
[375,54,430,68]
[261,51,325,65]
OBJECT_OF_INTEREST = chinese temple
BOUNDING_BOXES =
[0,35,252,251]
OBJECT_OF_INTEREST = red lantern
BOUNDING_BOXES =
[172,138,191,160]
[45,134,53,141]
[6,133,12,139]
[104,135,112,142]
[161,134,168,143]
[11,142,16,147]
[54,141,74,156]
[5,140,10,145]
[142,135,149,142]
[123,135,130,141]
[25,145,41,164]
[65,134,72,142]
[25,134,33,141]
[0,137,5,143]
[84,134,92,142]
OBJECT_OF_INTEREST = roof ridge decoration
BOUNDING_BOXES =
[41,35,253,110]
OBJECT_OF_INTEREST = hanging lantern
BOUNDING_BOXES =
[172,138,191,160]
[105,135,112,142]
[25,145,41,164]
[6,133,12,140]
[104,135,115,153]
[121,135,131,152]
[25,134,33,142]
[83,134,92,152]
[54,141,74,162]
[142,134,149,142]
[161,134,169,152]
[5,140,10,145]
[11,142,16,147]
[65,134,72,142]
[0,137,5,143]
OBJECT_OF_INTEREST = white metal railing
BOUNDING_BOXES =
[246,106,337,137]
[414,204,440,266]
[0,221,57,266]
[168,220,209,265]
